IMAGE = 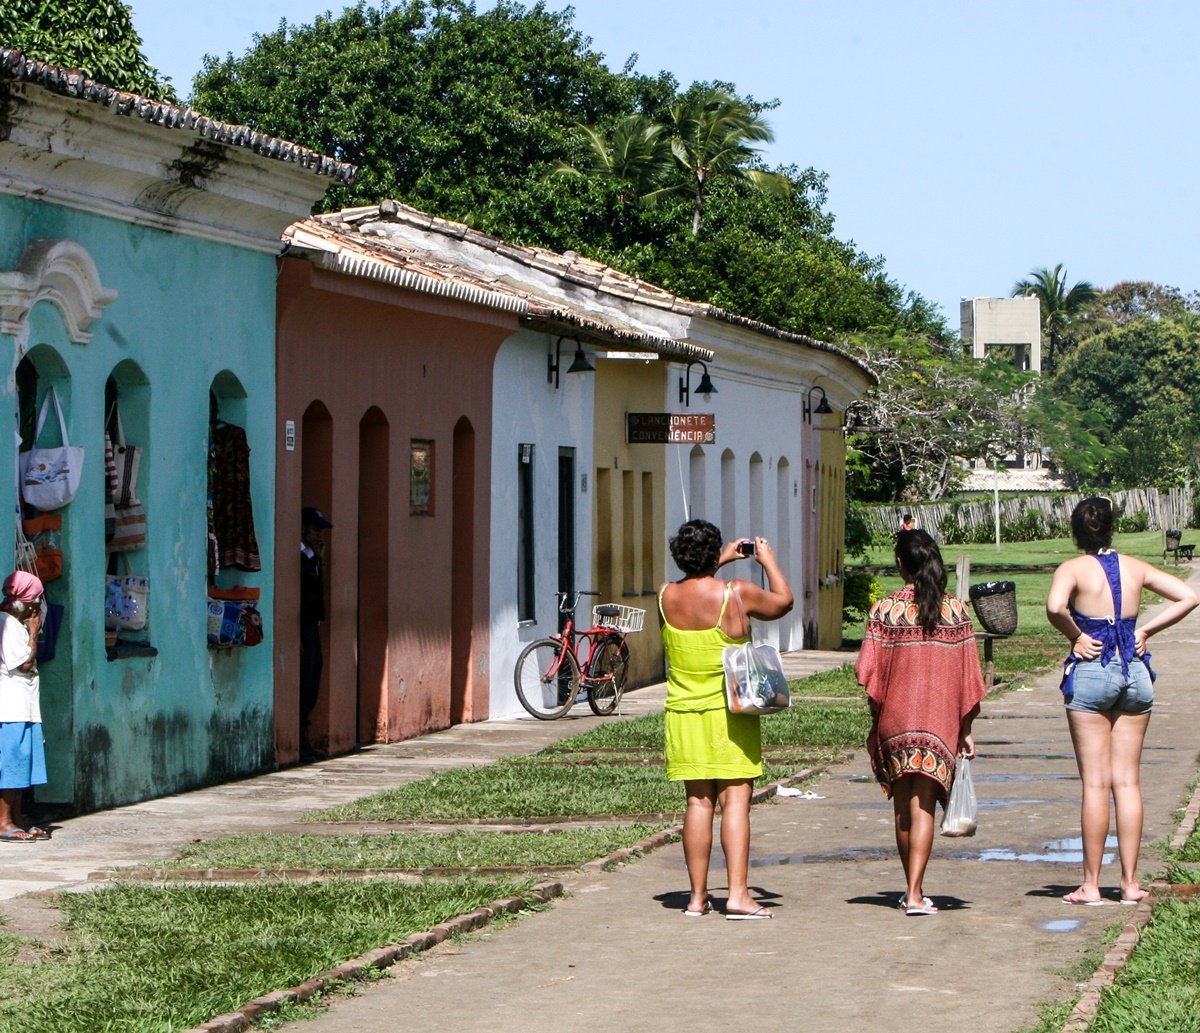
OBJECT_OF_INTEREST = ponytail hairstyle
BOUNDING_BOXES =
[894,529,947,634]
[1070,496,1114,553]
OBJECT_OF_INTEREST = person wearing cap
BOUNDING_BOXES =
[0,571,48,842]
[299,508,332,761]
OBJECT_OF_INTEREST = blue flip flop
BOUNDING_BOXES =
[0,827,38,843]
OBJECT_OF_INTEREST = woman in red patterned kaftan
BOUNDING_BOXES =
[855,530,987,915]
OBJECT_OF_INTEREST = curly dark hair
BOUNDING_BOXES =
[1071,497,1113,553]
[669,519,722,577]
[894,529,947,634]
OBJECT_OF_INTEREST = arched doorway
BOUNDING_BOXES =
[357,408,389,744]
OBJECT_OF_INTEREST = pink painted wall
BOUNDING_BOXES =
[274,259,515,763]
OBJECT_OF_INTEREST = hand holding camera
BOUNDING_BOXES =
[737,539,756,557]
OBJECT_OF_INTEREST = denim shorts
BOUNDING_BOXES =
[1064,657,1153,714]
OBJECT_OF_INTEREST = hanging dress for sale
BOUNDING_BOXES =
[209,422,261,572]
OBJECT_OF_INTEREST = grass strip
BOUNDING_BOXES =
[1086,899,1200,1033]
[788,663,863,697]
[308,698,869,823]
[306,756,809,822]
[160,826,670,871]
[0,877,533,1033]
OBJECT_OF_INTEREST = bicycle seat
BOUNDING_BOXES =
[594,604,621,619]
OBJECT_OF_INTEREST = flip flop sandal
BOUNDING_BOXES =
[0,828,38,843]
[726,906,772,920]
[904,897,938,916]
[682,902,713,917]
[23,826,50,840]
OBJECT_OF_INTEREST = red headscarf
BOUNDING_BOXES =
[2,570,44,602]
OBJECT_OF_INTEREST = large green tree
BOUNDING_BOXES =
[190,0,940,343]
[1011,263,1097,374]
[1054,309,1200,488]
[0,0,173,100]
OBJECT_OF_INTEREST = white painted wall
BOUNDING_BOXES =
[488,329,595,719]
[664,357,807,652]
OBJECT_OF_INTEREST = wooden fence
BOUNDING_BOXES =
[867,486,1195,541]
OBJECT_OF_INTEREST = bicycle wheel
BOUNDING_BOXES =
[514,638,580,720]
[586,634,630,716]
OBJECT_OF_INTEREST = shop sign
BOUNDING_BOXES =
[626,412,716,444]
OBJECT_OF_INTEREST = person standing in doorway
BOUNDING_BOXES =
[300,507,332,762]
[0,571,48,842]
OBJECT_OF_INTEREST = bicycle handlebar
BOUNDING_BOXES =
[556,589,600,613]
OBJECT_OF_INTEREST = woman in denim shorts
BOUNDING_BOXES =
[1047,498,1198,905]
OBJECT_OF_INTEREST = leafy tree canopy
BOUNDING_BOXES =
[190,0,941,342]
[0,0,174,100]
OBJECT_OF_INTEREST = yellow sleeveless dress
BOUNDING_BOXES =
[660,584,763,781]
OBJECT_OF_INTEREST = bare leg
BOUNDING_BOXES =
[892,775,939,910]
[1065,710,1114,903]
[682,780,717,913]
[717,779,759,914]
[1110,712,1151,902]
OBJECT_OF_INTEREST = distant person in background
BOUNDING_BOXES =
[659,519,793,919]
[1047,496,1197,905]
[856,530,986,915]
[901,513,916,532]
[0,571,48,842]
[300,507,333,763]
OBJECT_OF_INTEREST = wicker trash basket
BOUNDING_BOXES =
[968,581,1017,637]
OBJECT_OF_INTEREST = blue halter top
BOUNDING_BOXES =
[1059,550,1154,699]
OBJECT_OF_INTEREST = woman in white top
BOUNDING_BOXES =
[0,570,47,842]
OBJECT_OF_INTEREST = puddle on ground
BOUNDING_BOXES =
[948,835,1116,865]
[1040,919,1082,933]
[974,773,1078,783]
[750,847,893,867]
[981,752,1074,761]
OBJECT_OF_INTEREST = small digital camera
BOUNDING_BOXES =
[737,539,755,556]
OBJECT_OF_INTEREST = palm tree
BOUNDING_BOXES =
[667,88,791,235]
[1011,264,1097,374]
[549,114,677,213]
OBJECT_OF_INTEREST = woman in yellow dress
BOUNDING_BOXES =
[659,519,793,919]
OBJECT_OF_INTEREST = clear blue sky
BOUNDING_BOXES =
[132,0,1200,330]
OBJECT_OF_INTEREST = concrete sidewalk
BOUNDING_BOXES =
[289,610,1200,1033]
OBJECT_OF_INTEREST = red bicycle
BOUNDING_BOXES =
[513,590,644,720]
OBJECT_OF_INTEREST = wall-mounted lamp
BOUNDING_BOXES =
[679,360,717,408]
[803,384,833,423]
[547,335,594,388]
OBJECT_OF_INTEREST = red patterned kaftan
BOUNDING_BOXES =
[855,588,987,800]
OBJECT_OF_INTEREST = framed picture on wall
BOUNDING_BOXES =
[410,440,433,515]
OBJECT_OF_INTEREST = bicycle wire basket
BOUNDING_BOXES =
[593,604,646,634]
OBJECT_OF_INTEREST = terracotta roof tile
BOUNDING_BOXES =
[0,48,356,185]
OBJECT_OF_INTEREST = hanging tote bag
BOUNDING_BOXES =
[108,403,141,507]
[108,502,146,553]
[722,584,791,715]
[940,755,978,837]
[105,556,149,632]
[20,387,84,511]
[23,514,63,581]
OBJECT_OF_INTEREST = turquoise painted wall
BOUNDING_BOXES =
[1,195,277,812]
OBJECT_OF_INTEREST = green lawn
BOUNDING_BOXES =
[163,826,672,871]
[0,878,535,1033]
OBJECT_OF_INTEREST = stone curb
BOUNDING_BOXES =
[1057,777,1200,1033]
[1167,778,1200,853]
[183,881,564,1033]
